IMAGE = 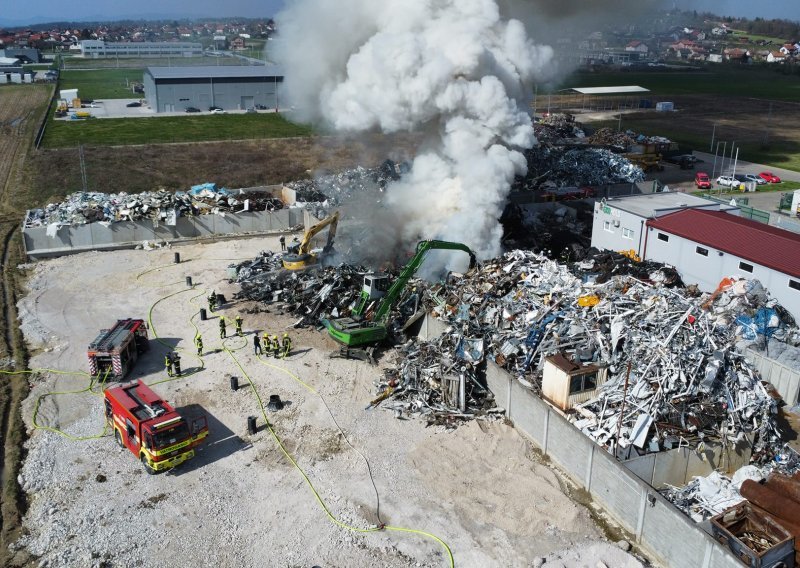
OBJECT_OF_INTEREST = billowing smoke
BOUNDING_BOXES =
[275,0,555,261]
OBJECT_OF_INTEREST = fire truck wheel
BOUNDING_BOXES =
[114,429,123,447]
[141,454,155,475]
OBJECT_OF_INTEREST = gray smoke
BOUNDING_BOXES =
[275,0,556,261]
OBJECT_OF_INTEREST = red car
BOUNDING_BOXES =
[759,171,782,183]
[694,172,712,189]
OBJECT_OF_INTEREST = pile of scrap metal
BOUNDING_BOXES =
[573,247,684,286]
[534,113,586,143]
[661,467,800,565]
[285,160,408,208]
[24,183,282,228]
[512,145,645,191]
[375,250,800,456]
[587,127,636,150]
[232,251,424,331]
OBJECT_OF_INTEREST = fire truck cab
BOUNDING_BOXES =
[88,319,149,379]
[104,382,208,474]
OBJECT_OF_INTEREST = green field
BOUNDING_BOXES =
[42,112,313,147]
[59,68,145,99]
[563,67,800,101]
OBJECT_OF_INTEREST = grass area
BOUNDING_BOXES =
[42,112,313,148]
[563,67,800,101]
[59,68,144,99]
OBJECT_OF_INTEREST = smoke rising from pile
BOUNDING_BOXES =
[275,0,556,260]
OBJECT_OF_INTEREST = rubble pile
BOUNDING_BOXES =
[587,127,635,149]
[514,146,645,191]
[24,183,283,228]
[388,250,799,458]
[534,113,586,143]
[233,252,378,327]
[285,160,407,208]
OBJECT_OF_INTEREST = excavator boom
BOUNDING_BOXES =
[282,211,340,270]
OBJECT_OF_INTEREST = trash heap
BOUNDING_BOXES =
[285,160,407,208]
[24,183,283,228]
[587,127,636,149]
[534,113,586,143]
[232,252,377,327]
[514,146,645,191]
[375,250,799,456]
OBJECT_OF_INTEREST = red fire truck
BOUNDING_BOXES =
[104,381,208,474]
[88,319,149,379]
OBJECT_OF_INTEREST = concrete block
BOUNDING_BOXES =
[623,454,656,486]
[547,415,593,487]
[588,450,642,531]
[640,495,709,567]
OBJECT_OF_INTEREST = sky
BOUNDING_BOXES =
[1,0,797,27]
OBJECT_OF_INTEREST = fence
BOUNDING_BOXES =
[23,206,301,259]
[745,347,800,405]
[418,314,743,568]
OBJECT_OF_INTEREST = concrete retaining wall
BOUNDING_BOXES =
[745,347,800,405]
[420,314,742,568]
[23,207,301,259]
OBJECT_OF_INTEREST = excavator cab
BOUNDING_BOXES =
[362,274,389,301]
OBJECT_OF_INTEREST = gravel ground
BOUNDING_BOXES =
[11,237,647,568]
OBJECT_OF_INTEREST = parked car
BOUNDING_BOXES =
[245,107,257,113]
[208,105,223,112]
[694,172,712,189]
[185,107,201,113]
[210,108,226,114]
[255,104,268,110]
[743,174,767,185]
[759,171,782,183]
[126,101,142,108]
[716,175,738,187]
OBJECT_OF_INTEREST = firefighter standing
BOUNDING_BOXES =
[235,315,243,337]
[195,334,203,356]
[279,235,286,251]
[263,331,270,351]
[164,352,174,377]
[172,352,182,376]
[219,318,226,339]
[253,333,262,356]
[208,291,217,312]
[282,333,292,358]
[272,334,280,358]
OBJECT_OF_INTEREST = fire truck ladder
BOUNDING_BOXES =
[126,386,166,419]
[90,319,139,353]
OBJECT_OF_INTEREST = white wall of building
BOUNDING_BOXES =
[644,227,800,321]
[591,202,647,256]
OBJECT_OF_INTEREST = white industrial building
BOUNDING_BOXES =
[79,40,203,58]
[591,192,738,258]
[645,209,800,320]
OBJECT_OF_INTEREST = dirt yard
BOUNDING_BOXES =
[9,236,647,568]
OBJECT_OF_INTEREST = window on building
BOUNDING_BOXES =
[696,246,708,256]
[622,228,634,239]
[657,232,669,242]
[739,262,754,273]
[603,221,613,232]
[790,279,800,291]
[569,372,598,395]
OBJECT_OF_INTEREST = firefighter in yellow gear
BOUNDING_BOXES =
[272,335,280,358]
[235,315,243,337]
[195,334,203,356]
[282,333,292,359]
[219,318,226,338]
[164,353,173,377]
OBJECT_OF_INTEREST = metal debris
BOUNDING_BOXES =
[24,184,283,228]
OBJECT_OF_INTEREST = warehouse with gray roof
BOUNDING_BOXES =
[143,66,284,113]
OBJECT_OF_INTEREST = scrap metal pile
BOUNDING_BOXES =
[23,183,283,228]
[513,146,645,191]
[374,250,799,456]
[534,113,586,143]
[285,160,406,208]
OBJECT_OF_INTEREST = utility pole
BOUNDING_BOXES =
[712,141,720,179]
[79,145,88,192]
[710,123,716,152]
[532,84,538,120]
[618,105,623,132]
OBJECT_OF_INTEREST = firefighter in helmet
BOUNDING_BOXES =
[195,334,203,356]
[272,334,280,358]
[282,333,292,359]
[235,315,243,337]
[164,352,174,377]
[172,352,182,376]
[219,318,226,339]
[208,291,217,312]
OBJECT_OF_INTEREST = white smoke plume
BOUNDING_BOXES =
[275,0,556,260]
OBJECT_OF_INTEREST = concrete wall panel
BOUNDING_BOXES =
[652,448,691,488]
[589,450,642,530]
[624,454,656,485]
[640,496,710,567]
[547,415,594,487]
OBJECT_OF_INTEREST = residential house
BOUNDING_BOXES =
[625,40,648,54]
[230,36,246,51]
[768,51,787,63]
